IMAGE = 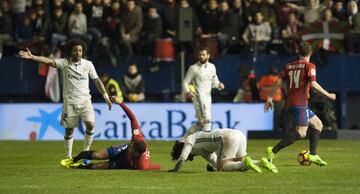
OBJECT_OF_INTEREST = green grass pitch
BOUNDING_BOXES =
[0,140,359,194]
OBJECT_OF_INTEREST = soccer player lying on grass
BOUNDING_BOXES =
[60,96,161,170]
[169,128,278,173]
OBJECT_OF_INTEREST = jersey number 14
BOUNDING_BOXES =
[288,70,301,89]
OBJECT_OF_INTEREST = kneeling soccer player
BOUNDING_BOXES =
[169,128,278,173]
[60,96,160,170]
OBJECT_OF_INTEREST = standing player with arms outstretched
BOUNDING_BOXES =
[264,42,336,167]
[183,47,225,136]
[18,39,112,163]
[61,96,161,170]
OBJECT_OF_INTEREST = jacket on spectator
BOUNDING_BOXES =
[258,75,282,102]
[0,12,12,35]
[68,12,87,35]
[121,6,143,36]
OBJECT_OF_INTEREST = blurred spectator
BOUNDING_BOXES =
[138,0,162,15]
[332,0,347,21]
[233,65,259,103]
[232,0,247,35]
[242,12,271,54]
[121,0,143,56]
[100,73,124,102]
[87,0,105,57]
[345,0,360,53]
[258,66,284,131]
[64,0,76,13]
[217,1,239,55]
[322,8,339,22]
[14,16,35,46]
[198,0,220,35]
[68,3,92,46]
[273,0,296,29]
[0,7,12,59]
[282,12,302,54]
[123,64,145,102]
[162,0,176,38]
[33,6,50,55]
[287,0,332,24]
[141,7,163,55]
[102,0,122,66]
[11,0,26,27]
[247,0,276,26]
[51,7,68,53]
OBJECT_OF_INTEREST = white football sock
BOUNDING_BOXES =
[83,133,94,151]
[64,137,73,159]
[203,122,211,132]
[222,161,246,171]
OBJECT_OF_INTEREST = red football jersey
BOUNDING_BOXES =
[279,59,316,107]
[118,103,161,170]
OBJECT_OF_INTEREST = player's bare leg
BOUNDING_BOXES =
[266,126,305,163]
[83,121,94,151]
[308,115,327,166]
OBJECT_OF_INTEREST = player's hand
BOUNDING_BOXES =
[218,82,225,90]
[18,48,33,59]
[264,100,274,112]
[110,96,121,104]
[328,93,336,101]
[185,92,193,101]
[103,94,112,110]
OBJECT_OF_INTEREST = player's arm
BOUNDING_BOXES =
[110,98,144,141]
[18,48,56,67]
[93,78,112,110]
[264,78,283,112]
[212,67,225,90]
[169,142,193,172]
[183,66,195,100]
[310,81,336,101]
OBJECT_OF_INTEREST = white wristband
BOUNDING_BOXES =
[267,96,273,102]
[103,93,109,99]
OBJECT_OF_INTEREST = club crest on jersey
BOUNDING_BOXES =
[311,69,316,76]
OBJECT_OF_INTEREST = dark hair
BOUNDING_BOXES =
[198,47,210,54]
[171,141,193,161]
[133,140,147,155]
[66,38,87,57]
[298,41,312,57]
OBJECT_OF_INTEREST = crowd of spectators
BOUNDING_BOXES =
[1,0,360,64]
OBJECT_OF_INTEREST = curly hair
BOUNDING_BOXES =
[66,38,87,57]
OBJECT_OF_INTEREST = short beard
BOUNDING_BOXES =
[199,59,208,64]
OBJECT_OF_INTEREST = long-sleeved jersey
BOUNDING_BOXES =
[183,62,220,100]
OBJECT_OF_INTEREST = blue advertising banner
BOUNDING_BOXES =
[0,103,273,140]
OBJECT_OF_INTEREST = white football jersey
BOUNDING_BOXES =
[180,128,244,160]
[54,58,98,104]
[183,62,220,99]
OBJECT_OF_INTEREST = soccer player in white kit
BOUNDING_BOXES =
[183,47,225,135]
[169,128,278,173]
[19,39,112,163]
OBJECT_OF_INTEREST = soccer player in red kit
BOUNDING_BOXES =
[264,42,336,167]
[60,96,161,170]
